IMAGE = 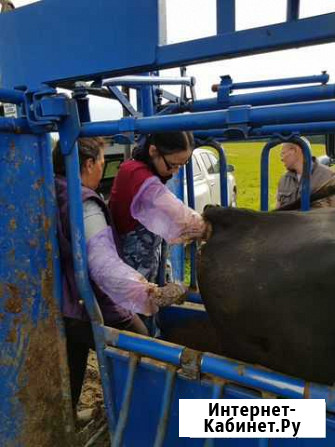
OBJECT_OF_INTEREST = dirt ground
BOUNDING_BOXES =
[76,351,110,446]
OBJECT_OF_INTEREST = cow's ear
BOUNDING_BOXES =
[203,204,220,212]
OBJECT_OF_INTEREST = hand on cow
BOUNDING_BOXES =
[150,283,187,307]
[170,217,207,245]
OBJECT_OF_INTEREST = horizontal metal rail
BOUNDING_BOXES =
[253,121,335,136]
[103,325,335,413]
[231,73,329,90]
[103,328,183,366]
[0,117,31,133]
[189,84,335,112]
[186,292,203,304]
[201,354,335,413]
[0,88,25,104]
[80,100,335,137]
[103,75,195,87]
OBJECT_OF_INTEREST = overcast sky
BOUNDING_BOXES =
[10,0,335,120]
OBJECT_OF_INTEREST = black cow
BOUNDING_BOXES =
[198,206,335,384]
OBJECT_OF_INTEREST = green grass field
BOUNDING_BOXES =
[222,142,327,210]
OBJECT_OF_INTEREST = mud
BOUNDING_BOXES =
[17,319,76,447]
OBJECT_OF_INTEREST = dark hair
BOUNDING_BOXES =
[53,137,106,176]
[132,131,194,167]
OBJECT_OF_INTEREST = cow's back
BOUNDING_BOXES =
[198,206,335,384]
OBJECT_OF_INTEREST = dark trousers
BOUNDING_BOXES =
[64,315,148,409]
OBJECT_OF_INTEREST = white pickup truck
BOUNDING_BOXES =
[100,144,237,210]
[184,147,237,213]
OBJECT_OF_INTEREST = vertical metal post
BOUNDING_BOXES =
[296,137,312,211]
[153,366,177,447]
[122,86,132,159]
[140,73,168,286]
[140,74,155,117]
[260,138,282,211]
[73,91,91,123]
[185,161,197,288]
[208,142,229,206]
[58,98,117,439]
[217,0,235,34]
[287,0,300,21]
[168,167,185,282]
[218,146,228,206]
[112,355,139,447]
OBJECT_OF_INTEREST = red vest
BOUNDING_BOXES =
[109,160,153,234]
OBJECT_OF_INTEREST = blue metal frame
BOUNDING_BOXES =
[0,130,75,443]
[103,327,335,412]
[3,0,335,443]
[1,2,335,88]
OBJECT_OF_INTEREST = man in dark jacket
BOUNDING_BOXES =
[276,137,335,209]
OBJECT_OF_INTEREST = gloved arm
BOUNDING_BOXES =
[151,283,187,307]
[130,176,205,244]
[84,200,186,315]
[83,200,158,315]
[86,226,159,316]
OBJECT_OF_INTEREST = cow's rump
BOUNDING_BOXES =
[198,206,335,384]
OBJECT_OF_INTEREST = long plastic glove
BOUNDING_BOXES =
[131,176,205,244]
[151,283,187,307]
[86,227,159,316]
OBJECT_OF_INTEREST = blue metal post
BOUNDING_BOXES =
[296,136,312,211]
[140,74,155,117]
[217,145,228,206]
[185,161,197,289]
[113,355,139,447]
[260,138,283,211]
[168,167,185,282]
[57,98,117,437]
[287,0,300,21]
[217,0,235,34]
[73,88,91,123]
[153,366,177,447]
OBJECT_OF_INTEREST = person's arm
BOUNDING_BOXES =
[130,176,205,244]
[83,200,158,315]
[83,200,186,315]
